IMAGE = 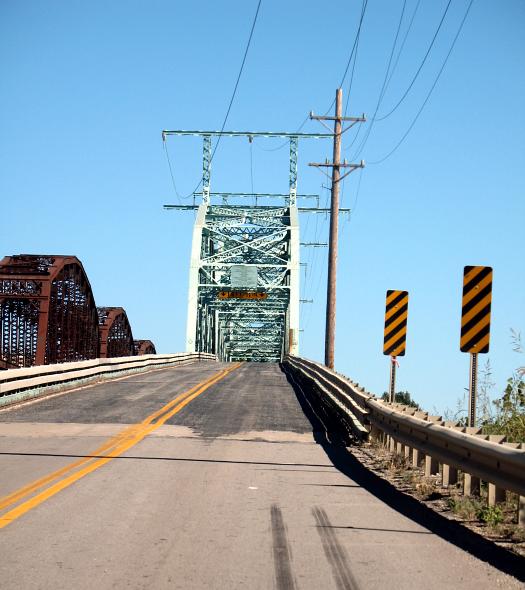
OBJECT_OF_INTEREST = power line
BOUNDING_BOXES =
[339,0,368,91]
[343,0,367,118]
[254,114,309,152]
[383,0,422,96]
[163,0,262,200]
[163,140,184,203]
[376,0,452,121]
[211,0,262,162]
[369,0,474,165]
[350,166,364,217]
[325,0,368,116]
[343,121,363,153]
[351,0,407,159]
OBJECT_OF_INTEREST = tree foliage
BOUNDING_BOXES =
[481,329,525,443]
[483,370,525,442]
[381,390,420,409]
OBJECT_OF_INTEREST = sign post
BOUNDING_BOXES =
[468,352,478,428]
[460,266,493,427]
[383,290,409,404]
[389,356,397,403]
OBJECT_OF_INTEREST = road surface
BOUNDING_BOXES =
[0,361,521,589]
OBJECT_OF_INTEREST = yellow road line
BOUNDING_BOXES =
[0,367,228,512]
[0,363,240,527]
[0,423,143,512]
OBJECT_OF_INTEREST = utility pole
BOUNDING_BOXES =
[309,88,366,369]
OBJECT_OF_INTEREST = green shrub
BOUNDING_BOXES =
[477,505,503,526]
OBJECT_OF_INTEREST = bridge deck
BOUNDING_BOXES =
[0,362,520,589]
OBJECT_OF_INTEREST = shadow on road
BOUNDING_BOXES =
[281,363,525,583]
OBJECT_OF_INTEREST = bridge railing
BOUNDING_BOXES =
[284,355,525,526]
[0,352,217,407]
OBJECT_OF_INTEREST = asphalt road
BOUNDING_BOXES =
[0,361,522,589]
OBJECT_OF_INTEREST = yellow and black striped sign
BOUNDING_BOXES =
[383,290,409,356]
[460,266,492,353]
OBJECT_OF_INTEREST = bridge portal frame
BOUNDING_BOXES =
[163,129,332,362]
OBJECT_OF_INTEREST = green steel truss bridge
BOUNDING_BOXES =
[164,129,347,363]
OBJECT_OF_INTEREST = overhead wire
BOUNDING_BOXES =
[164,0,262,199]
[340,0,366,152]
[369,0,474,165]
[343,0,367,118]
[382,0,422,98]
[324,0,368,116]
[351,0,408,160]
[254,114,309,153]
[163,140,183,204]
[211,0,262,162]
[257,0,367,156]
[376,0,452,121]
[350,166,364,217]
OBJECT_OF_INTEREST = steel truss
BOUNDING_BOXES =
[185,203,299,362]
[97,307,134,359]
[0,255,156,368]
[134,339,157,355]
[163,129,333,362]
[0,255,99,368]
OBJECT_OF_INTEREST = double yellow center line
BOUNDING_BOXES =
[0,362,241,529]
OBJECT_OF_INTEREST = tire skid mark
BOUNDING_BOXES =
[313,506,360,590]
[270,504,297,590]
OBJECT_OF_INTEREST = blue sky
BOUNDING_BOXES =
[1,0,524,415]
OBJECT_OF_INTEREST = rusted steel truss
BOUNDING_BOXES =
[97,307,134,359]
[0,254,157,368]
[133,340,157,355]
[0,255,99,368]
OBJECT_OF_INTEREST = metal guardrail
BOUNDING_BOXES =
[0,353,217,406]
[284,355,369,440]
[284,355,525,524]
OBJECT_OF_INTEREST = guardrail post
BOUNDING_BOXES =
[395,441,403,455]
[487,483,506,506]
[424,455,439,476]
[403,444,411,460]
[412,448,423,468]
[442,464,458,487]
[519,496,525,527]
[388,436,395,452]
[464,473,481,496]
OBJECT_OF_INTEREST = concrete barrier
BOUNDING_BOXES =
[0,352,217,407]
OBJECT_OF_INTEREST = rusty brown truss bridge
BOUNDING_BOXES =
[0,254,156,369]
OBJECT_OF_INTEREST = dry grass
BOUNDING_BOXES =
[352,440,525,557]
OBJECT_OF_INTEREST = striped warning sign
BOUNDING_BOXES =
[383,290,409,356]
[460,266,492,353]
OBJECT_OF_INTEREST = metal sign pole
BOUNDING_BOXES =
[389,356,397,403]
[468,352,478,427]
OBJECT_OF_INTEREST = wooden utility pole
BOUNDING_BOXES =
[309,89,366,369]
[325,88,343,369]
